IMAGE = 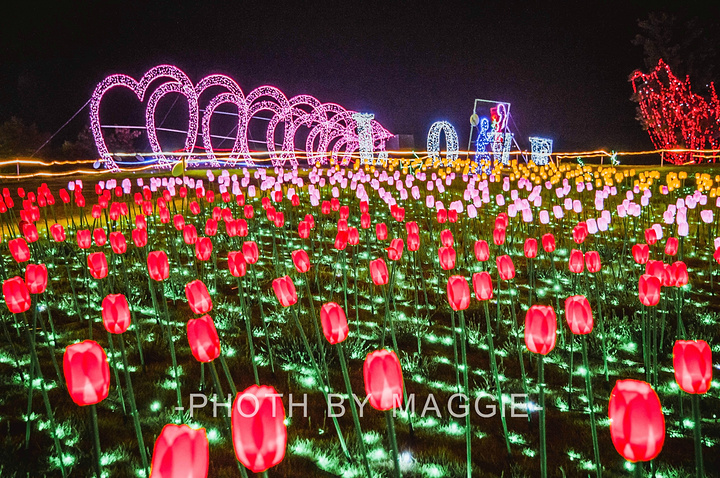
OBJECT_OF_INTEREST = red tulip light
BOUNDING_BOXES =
[228,251,247,277]
[9,238,30,262]
[334,230,348,250]
[50,223,66,242]
[585,250,601,273]
[569,249,584,273]
[88,252,108,279]
[440,229,454,247]
[406,221,419,235]
[63,340,110,406]
[472,272,493,300]
[147,251,170,281]
[438,246,456,270]
[524,305,557,355]
[474,240,489,261]
[132,227,148,247]
[291,249,311,273]
[493,227,506,246]
[407,233,420,252]
[644,228,657,245]
[638,274,661,306]
[185,280,212,314]
[183,225,198,245]
[447,275,470,311]
[77,229,92,249]
[522,238,537,259]
[565,295,593,335]
[363,349,404,411]
[360,213,371,229]
[195,237,213,261]
[243,241,259,265]
[369,258,389,285]
[671,261,689,287]
[665,237,679,256]
[437,208,447,223]
[632,244,650,264]
[386,238,404,261]
[496,255,516,280]
[231,385,287,473]
[673,340,712,394]
[187,314,221,362]
[608,379,665,462]
[376,223,388,241]
[3,276,31,313]
[320,302,349,344]
[573,222,588,244]
[23,223,39,243]
[102,294,131,334]
[542,233,556,253]
[298,220,311,238]
[150,424,209,478]
[110,232,127,254]
[25,263,48,294]
[93,228,107,246]
[272,276,298,307]
[173,214,185,231]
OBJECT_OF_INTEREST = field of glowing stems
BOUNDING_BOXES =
[0,160,719,478]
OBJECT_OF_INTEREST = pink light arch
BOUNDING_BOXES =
[90,65,393,171]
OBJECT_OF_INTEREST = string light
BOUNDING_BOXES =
[529,137,553,166]
[630,59,720,164]
[427,121,459,167]
[90,65,393,171]
[352,113,376,165]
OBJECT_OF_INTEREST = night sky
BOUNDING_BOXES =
[1,0,719,153]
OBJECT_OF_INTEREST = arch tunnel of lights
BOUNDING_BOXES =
[90,65,393,172]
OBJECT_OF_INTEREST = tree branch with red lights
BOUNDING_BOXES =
[630,59,720,164]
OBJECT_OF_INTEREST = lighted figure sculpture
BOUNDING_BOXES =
[529,137,553,165]
[90,65,392,171]
[427,121,459,167]
[473,104,513,174]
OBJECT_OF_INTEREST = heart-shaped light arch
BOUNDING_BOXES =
[90,65,392,171]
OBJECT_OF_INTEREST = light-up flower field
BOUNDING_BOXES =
[1,159,719,477]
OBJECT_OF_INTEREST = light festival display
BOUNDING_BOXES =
[352,112,377,166]
[90,65,393,171]
[529,137,553,165]
[426,121,460,167]
[473,104,513,173]
[630,59,720,164]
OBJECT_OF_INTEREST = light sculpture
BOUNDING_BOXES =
[529,137,553,165]
[427,121,459,167]
[90,65,392,171]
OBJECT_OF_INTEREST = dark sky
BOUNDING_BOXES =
[1,0,718,153]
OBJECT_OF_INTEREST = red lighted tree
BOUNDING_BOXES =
[630,59,720,164]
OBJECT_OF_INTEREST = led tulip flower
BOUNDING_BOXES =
[447,275,473,477]
[608,379,665,473]
[232,385,287,473]
[320,302,372,477]
[673,340,712,477]
[150,424,209,478]
[364,349,404,478]
[64,340,111,476]
[564,295,602,475]
[525,305,557,478]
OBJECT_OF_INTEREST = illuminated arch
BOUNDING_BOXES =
[90,65,392,170]
[427,121,459,167]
